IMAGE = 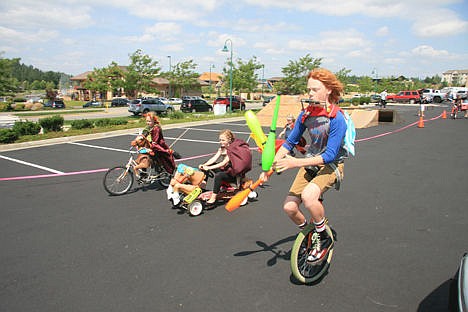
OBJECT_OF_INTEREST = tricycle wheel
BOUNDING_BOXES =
[188,200,204,216]
[248,191,258,199]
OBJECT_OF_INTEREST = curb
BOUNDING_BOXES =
[0,116,245,152]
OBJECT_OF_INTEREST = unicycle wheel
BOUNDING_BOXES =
[290,224,334,284]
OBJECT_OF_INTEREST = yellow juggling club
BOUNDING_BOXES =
[245,110,267,150]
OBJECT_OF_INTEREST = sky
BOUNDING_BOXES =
[1,0,467,80]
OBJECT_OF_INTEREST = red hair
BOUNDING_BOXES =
[144,111,160,124]
[307,68,343,104]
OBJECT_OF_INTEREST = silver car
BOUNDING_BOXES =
[128,98,174,115]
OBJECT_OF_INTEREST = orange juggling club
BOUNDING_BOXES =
[225,169,274,212]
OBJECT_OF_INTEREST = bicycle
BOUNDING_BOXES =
[103,147,171,196]
[290,196,336,284]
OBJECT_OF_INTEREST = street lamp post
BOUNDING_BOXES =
[222,39,233,112]
[167,56,172,98]
[372,68,378,95]
[209,64,215,100]
[261,64,265,99]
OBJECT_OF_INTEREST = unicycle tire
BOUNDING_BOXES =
[103,166,134,195]
[290,224,334,284]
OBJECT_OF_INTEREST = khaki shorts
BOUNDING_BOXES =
[288,163,344,198]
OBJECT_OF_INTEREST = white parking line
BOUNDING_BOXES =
[0,154,64,174]
[69,142,132,153]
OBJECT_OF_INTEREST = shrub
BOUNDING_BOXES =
[94,118,128,127]
[0,129,19,144]
[0,102,10,112]
[13,103,25,111]
[39,115,64,132]
[359,96,370,105]
[71,119,94,130]
[170,111,185,119]
[12,121,41,136]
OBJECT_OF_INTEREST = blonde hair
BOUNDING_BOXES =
[286,114,295,121]
[307,68,343,104]
[220,129,235,143]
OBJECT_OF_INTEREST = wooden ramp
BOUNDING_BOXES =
[255,95,379,129]
[255,95,305,128]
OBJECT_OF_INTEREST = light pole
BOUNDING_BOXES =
[167,55,172,98]
[261,64,265,99]
[209,64,215,99]
[372,68,378,95]
[222,39,233,112]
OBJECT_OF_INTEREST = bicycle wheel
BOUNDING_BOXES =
[151,164,171,188]
[157,170,171,188]
[103,166,134,195]
[290,224,334,284]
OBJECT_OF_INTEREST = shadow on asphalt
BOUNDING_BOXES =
[233,235,296,266]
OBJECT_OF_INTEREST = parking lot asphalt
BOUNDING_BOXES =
[0,103,467,312]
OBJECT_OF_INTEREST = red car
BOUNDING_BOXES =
[213,96,246,111]
[386,90,421,104]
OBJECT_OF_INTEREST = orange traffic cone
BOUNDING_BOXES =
[442,110,447,119]
[418,116,425,128]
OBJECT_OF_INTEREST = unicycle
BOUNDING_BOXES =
[290,223,335,284]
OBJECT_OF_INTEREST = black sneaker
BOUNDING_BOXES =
[306,230,334,264]
[172,150,182,159]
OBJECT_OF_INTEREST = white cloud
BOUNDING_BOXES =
[0,26,59,43]
[412,16,468,37]
[244,0,468,38]
[288,29,371,52]
[376,26,389,37]
[0,3,93,30]
[145,23,182,41]
[411,45,450,58]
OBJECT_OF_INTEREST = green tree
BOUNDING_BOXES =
[357,76,374,94]
[83,66,112,101]
[222,56,262,97]
[124,49,160,98]
[335,68,352,93]
[166,60,199,97]
[0,55,19,95]
[45,81,57,100]
[275,54,322,95]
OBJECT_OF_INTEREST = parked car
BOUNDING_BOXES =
[44,99,66,109]
[386,90,420,104]
[370,94,381,102]
[157,97,169,104]
[83,100,101,108]
[262,95,276,106]
[168,98,182,105]
[128,98,174,115]
[454,90,468,100]
[213,96,246,111]
[418,89,448,103]
[180,98,213,113]
[111,98,130,107]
